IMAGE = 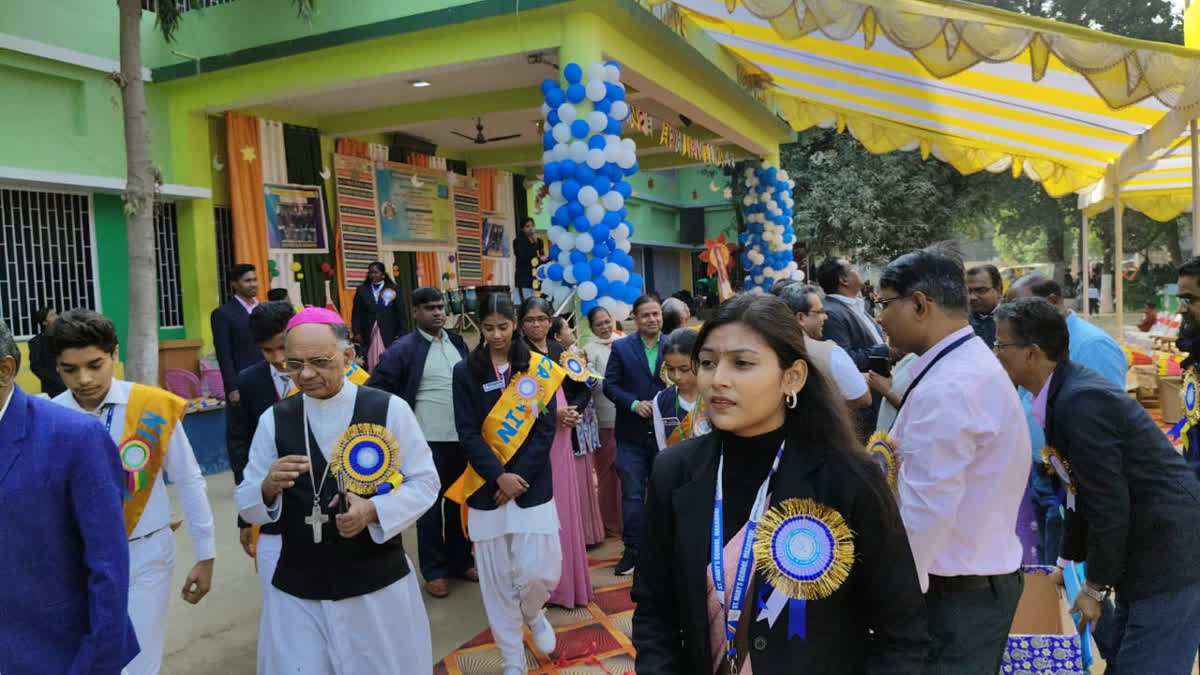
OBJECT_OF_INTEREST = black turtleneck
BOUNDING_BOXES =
[720,425,788,544]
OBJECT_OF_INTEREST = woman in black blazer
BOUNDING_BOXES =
[632,294,929,674]
[351,261,406,369]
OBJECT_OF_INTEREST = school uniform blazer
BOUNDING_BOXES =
[0,386,140,674]
[451,359,559,512]
[603,332,666,446]
[210,298,264,395]
[1046,360,1200,602]
[632,430,930,674]
[367,330,470,407]
[351,280,408,346]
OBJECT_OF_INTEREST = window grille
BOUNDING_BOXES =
[213,205,234,301]
[154,202,184,329]
[0,188,99,339]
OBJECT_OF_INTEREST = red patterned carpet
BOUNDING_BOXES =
[435,539,637,675]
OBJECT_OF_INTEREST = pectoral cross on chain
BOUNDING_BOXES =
[306,503,329,543]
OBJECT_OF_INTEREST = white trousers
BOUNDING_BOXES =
[255,533,282,675]
[260,557,432,675]
[475,532,562,672]
[126,528,175,675]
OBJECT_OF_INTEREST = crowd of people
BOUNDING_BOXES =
[4,244,1200,674]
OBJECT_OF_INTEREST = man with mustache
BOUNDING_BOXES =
[1176,257,1200,482]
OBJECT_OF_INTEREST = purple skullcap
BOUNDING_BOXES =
[286,306,345,331]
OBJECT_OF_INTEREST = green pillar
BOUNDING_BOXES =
[169,104,220,349]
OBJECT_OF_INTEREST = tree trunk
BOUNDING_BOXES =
[118,0,159,385]
[1165,217,1184,264]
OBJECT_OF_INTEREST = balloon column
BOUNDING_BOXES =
[536,61,641,322]
[739,162,803,292]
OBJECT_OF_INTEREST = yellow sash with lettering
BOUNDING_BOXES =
[445,353,566,506]
[118,383,187,535]
[667,398,708,446]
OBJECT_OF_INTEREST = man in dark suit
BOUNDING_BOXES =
[211,263,264,404]
[966,264,1002,349]
[994,297,1200,672]
[0,317,140,674]
[815,257,890,433]
[351,261,408,363]
[368,287,475,597]
[603,295,666,576]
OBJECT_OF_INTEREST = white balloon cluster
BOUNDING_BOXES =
[739,161,803,291]
[537,61,642,321]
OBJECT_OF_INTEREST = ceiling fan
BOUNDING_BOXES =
[452,117,521,144]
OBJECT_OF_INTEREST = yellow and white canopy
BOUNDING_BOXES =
[654,0,1200,204]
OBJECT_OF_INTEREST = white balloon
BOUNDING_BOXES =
[542,151,553,165]
[561,103,581,124]
[761,160,771,169]
[577,280,599,301]
[602,191,624,211]
[612,223,630,240]
[743,195,755,207]
[604,262,624,281]
[759,193,771,204]
[563,266,577,285]
[558,231,576,251]
[587,110,608,134]
[605,64,621,83]
[778,170,790,181]
[586,202,605,224]
[610,100,630,122]
[576,232,595,253]
[551,143,568,161]
[541,102,551,117]
[552,123,571,144]
[586,80,607,102]
[542,279,559,294]
[569,140,588,163]
[620,138,636,154]
[604,143,622,164]
[616,238,632,253]
[548,181,564,201]
[790,269,806,281]
[605,134,621,149]
[747,176,758,187]
[588,63,608,84]
[616,266,630,283]
[617,150,636,169]
[548,225,566,244]
[586,148,606,170]
[578,185,599,206]
[558,251,573,266]
[610,302,631,323]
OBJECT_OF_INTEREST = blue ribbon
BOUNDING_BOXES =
[1168,416,1187,443]
[788,598,806,640]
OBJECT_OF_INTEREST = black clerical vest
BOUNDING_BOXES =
[271,386,410,600]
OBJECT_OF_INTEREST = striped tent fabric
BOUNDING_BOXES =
[657,0,1200,206]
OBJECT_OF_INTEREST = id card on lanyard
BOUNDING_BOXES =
[711,441,786,668]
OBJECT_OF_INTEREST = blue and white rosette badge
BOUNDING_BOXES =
[330,423,404,496]
[380,287,397,306]
[560,351,604,389]
[752,498,854,639]
[1169,369,1200,444]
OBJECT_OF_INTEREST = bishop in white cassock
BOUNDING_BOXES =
[236,308,439,674]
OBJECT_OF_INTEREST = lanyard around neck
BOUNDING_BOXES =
[712,440,786,666]
[897,333,972,412]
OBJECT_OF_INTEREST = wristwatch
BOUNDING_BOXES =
[1080,582,1109,602]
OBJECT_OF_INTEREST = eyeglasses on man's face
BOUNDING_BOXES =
[284,355,339,372]
[875,293,912,309]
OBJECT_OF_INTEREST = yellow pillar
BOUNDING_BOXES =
[168,104,220,349]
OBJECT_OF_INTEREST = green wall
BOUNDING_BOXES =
[94,193,187,348]
[0,50,174,181]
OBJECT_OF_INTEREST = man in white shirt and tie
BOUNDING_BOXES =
[48,309,216,675]
[876,245,1030,674]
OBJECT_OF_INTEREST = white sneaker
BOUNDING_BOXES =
[530,612,557,655]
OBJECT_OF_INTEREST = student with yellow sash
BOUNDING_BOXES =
[651,328,711,450]
[447,294,563,675]
[48,309,216,675]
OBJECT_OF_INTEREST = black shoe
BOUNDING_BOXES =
[614,550,637,576]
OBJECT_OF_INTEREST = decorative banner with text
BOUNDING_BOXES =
[264,183,329,253]
[625,104,737,167]
[452,176,483,286]
[332,154,381,289]
[375,161,453,245]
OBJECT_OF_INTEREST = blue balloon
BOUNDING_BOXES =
[590,224,610,242]
[559,159,577,179]
[567,201,584,219]
[552,205,569,225]
[605,82,626,101]
[537,265,548,279]
[571,119,590,139]
[593,277,610,296]
[593,243,611,259]
[572,262,592,282]
[624,161,639,176]
[562,179,581,201]
[766,167,778,181]
[566,83,586,104]
[624,286,640,304]
[593,176,612,195]
[541,79,558,95]
[563,62,583,84]
[588,135,606,150]
[601,210,620,227]
[570,250,587,264]
[581,299,598,314]
[628,273,644,291]
[576,164,596,185]
[605,60,621,71]
[590,257,606,277]
[624,222,635,238]
[608,280,627,301]
[547,264,564,281]
[544,162,560,182]
[618,252,635,270]
[615,180,632,198]
[606,163,624,182]
[604,118,623,135]
[573,215,590,233]
[549,244,561,260]
[545,87,565,108]
[604,237,616,251]
[617,207,628,220]
[543,131,556,151]
[593,98,612,114]
[739,232,750,245]
[547,110,560,127]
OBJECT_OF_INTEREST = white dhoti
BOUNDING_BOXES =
[471,500,562,672]
[260,558,432,675]
[255,533,282,675]
[126,528,175,675]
